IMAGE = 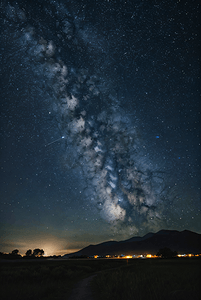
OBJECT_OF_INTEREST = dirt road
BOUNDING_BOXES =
[68,274,97,300]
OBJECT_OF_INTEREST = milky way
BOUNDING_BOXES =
[1,0,200,240]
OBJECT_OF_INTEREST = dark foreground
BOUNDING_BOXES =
[91,258,201,300]
[0,258,200,300]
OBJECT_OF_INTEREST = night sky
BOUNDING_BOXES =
[0,0,200,256]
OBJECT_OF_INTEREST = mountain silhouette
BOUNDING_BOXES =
[63,229,201,257]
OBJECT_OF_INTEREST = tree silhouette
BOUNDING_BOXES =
[8,249,21,259]
[25,249,32,257]
[11,249,19,255]
[156,247,177,258]
[33,248,44,257]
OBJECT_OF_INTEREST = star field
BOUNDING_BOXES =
[0,0,200,256]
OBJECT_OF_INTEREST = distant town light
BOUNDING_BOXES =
[125,255,133,259]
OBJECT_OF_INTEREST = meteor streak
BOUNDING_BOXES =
[45,136,65,147]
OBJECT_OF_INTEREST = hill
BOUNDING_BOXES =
[63,229,201,257]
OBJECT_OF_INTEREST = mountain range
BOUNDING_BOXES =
[63,230,201,257]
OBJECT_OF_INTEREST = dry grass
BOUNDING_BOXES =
[91,258,200,300]
[0,259,125,300]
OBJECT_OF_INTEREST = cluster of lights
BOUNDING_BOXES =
[93,254,157,259]
[93,253,200,259]
[177,253,195,257]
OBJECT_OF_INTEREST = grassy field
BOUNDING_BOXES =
[0,258,200,300]
[91,258,201,300]
[0,258,125,300]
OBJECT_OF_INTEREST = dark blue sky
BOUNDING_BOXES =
[0,0,200,256]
